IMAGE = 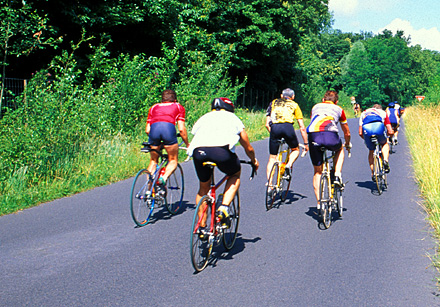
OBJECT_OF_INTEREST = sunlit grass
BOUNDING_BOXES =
[404,105,440,280]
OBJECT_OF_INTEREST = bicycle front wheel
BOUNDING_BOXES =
[166,164,184,215]
[130,169,154,227]
[319,173,332,229]
[223,191,240,250]
[373,155,383,195]
[190,195,213,272]
[266,162,280,210]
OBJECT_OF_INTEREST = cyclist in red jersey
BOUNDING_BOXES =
[144,89,189,184]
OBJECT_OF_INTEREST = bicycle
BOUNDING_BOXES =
[190,160,256,272]
[318,144,350,229]
[130,141,185,227]
[371,135,387,195]
[265,140,306,210]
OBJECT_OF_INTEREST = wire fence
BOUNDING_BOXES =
[238,86,277,110]
[0,77,28,117]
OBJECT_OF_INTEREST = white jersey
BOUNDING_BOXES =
[187,110,244,156]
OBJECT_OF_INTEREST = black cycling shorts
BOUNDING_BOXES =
[193,146,241,182]
[308,131,342,166]
[269,123,299,155]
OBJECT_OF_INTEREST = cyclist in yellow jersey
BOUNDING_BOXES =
[265,88,308,182]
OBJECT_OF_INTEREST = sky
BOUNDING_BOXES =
[328,0,440,52]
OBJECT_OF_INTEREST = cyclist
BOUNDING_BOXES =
[144,89,189,184]
[306,90,351,210]
[386,101,401,144]
[187,97,259,229]
[359,104,394,181]
[265,88,308,183]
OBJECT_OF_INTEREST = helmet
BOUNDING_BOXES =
[388,102,395,108]
[211,97,234,113]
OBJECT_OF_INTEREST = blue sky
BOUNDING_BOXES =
[328,0,440,51]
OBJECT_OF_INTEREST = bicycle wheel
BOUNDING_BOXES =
[130,169,155,227]
[373,155,383,195]
[280,166,291,202]
[335,186,343,218]
[319,173,332,229]
[223,191,240,250]
[166,164,184,215]
[266,163,280,210]
[190,195,213,272]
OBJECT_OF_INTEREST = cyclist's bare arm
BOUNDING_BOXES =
[385,123,394,136]
[265,116,271,132]
[146,123,150,135]
[296,118,309,152]
[177,120,189,147]
[340,122,351,148]
[358,125,364,139]
[238,130,259,170]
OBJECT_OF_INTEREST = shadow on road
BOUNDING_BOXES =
[133,200,191,228]
[355,180,385,196]
[204,235,262,271]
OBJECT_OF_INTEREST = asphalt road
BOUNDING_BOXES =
[1,118,438,306]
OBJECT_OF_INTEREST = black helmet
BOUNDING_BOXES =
[211,97,234,113]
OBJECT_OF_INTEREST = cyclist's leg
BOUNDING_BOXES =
[196,180,211,227]
[147,148,160,174]
[267,154,277,180]
[313,165,323,204]
[368,150,374,176]
[279,123,300,169]
[163,143,179,180]
[267,125,280,179]
[192,148,213,226]
[222,171,241,207]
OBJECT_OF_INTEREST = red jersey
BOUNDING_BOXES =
[146,102,186,125]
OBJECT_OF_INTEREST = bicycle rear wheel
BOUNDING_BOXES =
[223,191,240,250]
[190,195,213,272]
[373,155,383,195]
[280,166,291,202]
[335,186,343,218]
[166,164,184,215]
[319,173,332,229]
[266,163,280,210]
[130,169,154,227]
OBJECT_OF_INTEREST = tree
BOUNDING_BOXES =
[0,0,60,113]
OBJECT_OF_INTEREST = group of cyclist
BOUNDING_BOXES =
[144,89,401,224]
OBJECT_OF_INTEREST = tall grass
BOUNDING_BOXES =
[404,105,440,278]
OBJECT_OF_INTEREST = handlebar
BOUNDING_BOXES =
[239,160,257,181]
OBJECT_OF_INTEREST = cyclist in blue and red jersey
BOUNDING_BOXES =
[359,104,394,181]
[307,90,351,210]
[385,101,401,145]
[144,89,189,184]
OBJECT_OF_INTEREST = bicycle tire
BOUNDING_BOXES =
[166,164,184,215]
[335,186,343,218]
[130,169,155,227]
[190,195,213,272]
[280,166,291,202]
[266,163,280,210]
[373,154,383,195]
[223,191,240,250]
[319,173,332,229]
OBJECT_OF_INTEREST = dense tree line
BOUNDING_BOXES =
[1,0,439,111]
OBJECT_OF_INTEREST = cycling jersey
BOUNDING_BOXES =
[266,98,303,125]
[359,108,390,126]
[386,107,399,124]
[307,101,347,133]
[187,110,245,156]
[146,102,186,125]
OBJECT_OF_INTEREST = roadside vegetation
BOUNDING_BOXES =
[404,104,440,281]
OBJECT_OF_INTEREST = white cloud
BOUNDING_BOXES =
[328,0,359,16]
[379,18,440,52]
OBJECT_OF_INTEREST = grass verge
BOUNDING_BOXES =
[404,105,440,281]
